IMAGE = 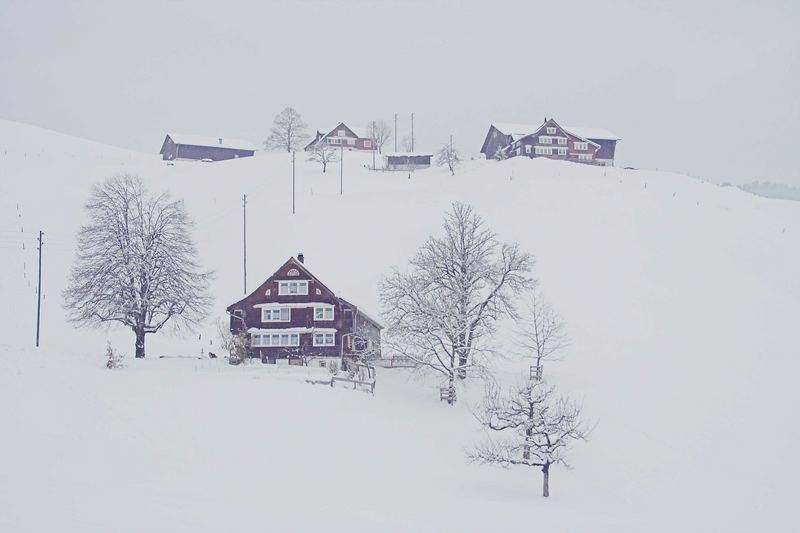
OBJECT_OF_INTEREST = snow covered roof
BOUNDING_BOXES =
[563,126,621,142]
[166,134,257,152]
[316,123,369,140]
[384,152,433,158]
[492,123,539,139]
[491,122,621,142]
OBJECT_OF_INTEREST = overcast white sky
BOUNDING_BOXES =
[1,0,798,185]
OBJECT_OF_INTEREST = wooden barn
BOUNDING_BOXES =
[305,122,374,152]
[480,120,621,166]
[159,134,256,162]
[226,255,382,366]
[383,152,433,171]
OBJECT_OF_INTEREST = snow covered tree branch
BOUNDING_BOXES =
[436,138,461,176]
[470,380,589,497]
[305,142,339,173]
[264,107,309,152]
[380,202,533,402]
[517,284,568,378]
[63,174,212,358]
[366,119,392,153]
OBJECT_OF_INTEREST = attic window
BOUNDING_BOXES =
[287,268,300,277]
[278,280,309,295]
[265,289,271,296]
[338,129,346,137]
[546,127,556,134]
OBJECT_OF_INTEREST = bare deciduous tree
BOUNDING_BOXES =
[265,107,309,152]
[366,120,393,153]
[436,138,462,176]
[63,174,212,358]
[401,135,413,152]
[381,202,532,402]
[306,142,339,173]
[518,285,568,379]
[470,380,589,497]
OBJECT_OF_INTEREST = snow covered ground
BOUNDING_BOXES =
[1,119,799,532]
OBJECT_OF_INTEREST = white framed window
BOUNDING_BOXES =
[535,146,552,155]
[557,137,567,145]
[578,153,592,161]
[278,280,309,295]
[253,332,299,347]
[328,138,342,145]
[346,138,355,145]
[338,129,346,136]
[525,145,532,154]
[313,332,336,346]
[557,147,567,155]
[539,136,552,144]
[287,268,300,277]
[262,307,290,322]
[314,305,334,321]
[574,141,588,150]
[546,127,556,134]
[364,140,372,148]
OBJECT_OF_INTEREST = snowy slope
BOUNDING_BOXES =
[1,119,799,532]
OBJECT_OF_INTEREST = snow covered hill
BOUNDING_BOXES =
[1,119,799,532]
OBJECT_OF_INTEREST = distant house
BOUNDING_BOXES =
[305,122,374,151]
[480,119,621,166]
[226,255,382,366]
[159,134,256,162]
[383,152,433,171]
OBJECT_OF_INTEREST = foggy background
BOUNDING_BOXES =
[1,0,798,185]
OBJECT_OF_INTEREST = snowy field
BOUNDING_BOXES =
[1,119,799,532]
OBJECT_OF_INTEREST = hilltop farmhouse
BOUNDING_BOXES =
[305,122,374,151]
[226,255,382,366]
[480,119,621,166]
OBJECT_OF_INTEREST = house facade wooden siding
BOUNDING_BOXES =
[305,122,374,152]
[384,153,433,170]
[511,119,600,164]
[159,135,255,162]
[226,256,382,363]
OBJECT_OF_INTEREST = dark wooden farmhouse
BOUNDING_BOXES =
[383,152,433,171]
[160,134,256,162]
[305,122,374,152]
[226,255,382,366]
[480,119,621,166]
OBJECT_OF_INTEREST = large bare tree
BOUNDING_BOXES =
[381,202,532,401]
[305,141,339,173]
[265,107,309,152]
[470,380,589,497]
[63,174,212,358]
[366,119,393,153]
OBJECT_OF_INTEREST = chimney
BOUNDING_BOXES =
[218,137,223,145]
[297,252,304,264]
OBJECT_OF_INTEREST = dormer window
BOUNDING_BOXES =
[546,127,556,134]
[278,280,308,295]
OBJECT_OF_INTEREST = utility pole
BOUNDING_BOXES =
[394,113,398,152]
[35,230,43,347]
[340,146,344,195]
[411,112,415,152]
[242,194,247,294]
[371,120,376,170]
[292,151,296,215]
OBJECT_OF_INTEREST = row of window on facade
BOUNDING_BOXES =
[518,145,593,160]
[251,331,336,347]
[327,137,372,148]
[261,304,335,323]
[537,136,589,150]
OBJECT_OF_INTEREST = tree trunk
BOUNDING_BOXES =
[134,327,146,358]
[458,354,467,379]
[542,463,550,498]
[447,373,455,405]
